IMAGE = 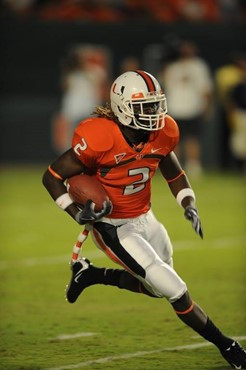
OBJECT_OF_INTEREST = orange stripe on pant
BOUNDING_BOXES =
[92,228,135,275]
[175,301,194,315]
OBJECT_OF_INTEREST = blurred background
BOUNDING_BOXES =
[0,0,246,174]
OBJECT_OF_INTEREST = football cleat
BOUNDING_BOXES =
[66,257,94,303]
[220,341,246,369]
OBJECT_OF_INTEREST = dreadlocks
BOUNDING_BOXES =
[93,102,116,120]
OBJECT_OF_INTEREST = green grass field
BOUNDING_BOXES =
[0,167,245,370]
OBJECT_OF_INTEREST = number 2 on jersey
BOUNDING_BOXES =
[124,168,150,195]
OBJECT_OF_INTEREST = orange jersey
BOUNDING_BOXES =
[72,115,179,218]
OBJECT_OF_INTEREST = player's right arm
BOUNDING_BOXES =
[42,148,85,220]
[42,147,112,224]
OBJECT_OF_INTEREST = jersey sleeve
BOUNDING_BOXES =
[72,118,114,169]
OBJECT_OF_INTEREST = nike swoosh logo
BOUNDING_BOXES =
[74,263,88,283]
[151,147,162,153]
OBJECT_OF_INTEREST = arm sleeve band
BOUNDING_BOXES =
[55,193,74,210]
[176,188,195,207]
[48,166,64,181]
[166,170,185,183]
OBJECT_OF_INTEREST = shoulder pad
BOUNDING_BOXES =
[153,115,179,154]
[163,115,179,138]
[74,118,114,152]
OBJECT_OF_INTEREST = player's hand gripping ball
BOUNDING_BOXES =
[67,174,112,224]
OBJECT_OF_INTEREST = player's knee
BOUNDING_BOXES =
[165,256,173,268]
[171,290,192,311]
[144,260,187,300]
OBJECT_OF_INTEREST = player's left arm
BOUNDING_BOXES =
[159,152,203,238]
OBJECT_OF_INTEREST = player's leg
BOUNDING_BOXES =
[148,211,246,368]
[171,290,246,368]
[115,212,246,368]
[140,212,211,331]
[66,213,186,303]
[66,255,158,304]
[66,208,172,303]
[92,219,187,300]
[144,210,174,267]
[66,218,246,367]
[144,211,209,329]
[141,213,246,367]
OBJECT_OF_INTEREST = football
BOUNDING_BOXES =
[67,174,109,211]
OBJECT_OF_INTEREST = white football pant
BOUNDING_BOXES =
[92,209,187,302]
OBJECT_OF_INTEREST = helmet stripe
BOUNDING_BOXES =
[136,70,155,92]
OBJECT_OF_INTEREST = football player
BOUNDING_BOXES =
[43,70,246,368]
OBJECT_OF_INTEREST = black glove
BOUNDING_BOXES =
[184,206,203,239]
[75,199,112,225]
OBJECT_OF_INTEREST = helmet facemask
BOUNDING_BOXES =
[128,93,167,131]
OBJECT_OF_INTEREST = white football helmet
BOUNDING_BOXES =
[110,70,167,131]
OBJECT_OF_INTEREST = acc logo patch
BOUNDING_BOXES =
[114,153,126,164]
